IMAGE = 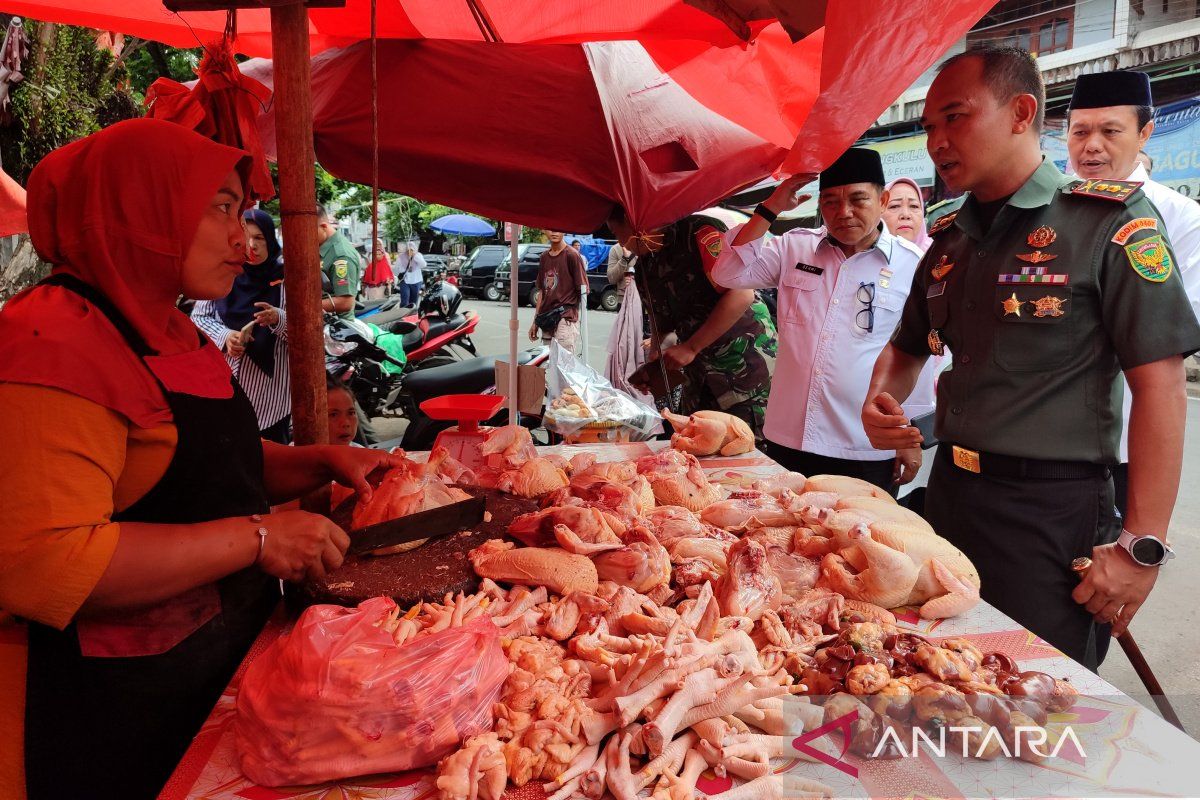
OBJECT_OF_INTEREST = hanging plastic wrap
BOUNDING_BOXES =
[544,341,661,440]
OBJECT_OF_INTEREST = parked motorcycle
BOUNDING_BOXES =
[325,313,548,448]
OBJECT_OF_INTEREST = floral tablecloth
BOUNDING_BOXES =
[160,442,1200,800]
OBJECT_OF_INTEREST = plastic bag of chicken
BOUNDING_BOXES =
[544,341,662,439]
[234,597,507,787]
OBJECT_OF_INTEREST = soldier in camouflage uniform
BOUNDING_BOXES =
[610,211,777,441]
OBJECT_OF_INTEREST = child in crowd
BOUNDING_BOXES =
[327,375,360,447]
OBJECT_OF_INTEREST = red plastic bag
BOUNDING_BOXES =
[235,597,508,787]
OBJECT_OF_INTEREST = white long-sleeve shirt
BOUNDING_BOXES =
[191,294,291,430]
[1118,164,1200,461]
[711,223,934,460]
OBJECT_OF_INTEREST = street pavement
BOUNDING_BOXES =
[396,296,1200,733]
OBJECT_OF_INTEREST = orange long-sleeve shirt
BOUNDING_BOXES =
[0,383,175,799]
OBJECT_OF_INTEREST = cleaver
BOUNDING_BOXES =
[340,495,487,557]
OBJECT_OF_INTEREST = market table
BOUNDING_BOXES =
[160,442,1200,800]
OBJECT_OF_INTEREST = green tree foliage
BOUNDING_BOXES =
[0,20,141,181]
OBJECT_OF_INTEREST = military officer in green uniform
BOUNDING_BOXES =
[317,204,362,320]
[608,209,777,441]
[862,45,1199,669]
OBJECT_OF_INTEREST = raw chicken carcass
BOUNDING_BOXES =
[480,424,538,470]
[745,531,819,601]
[508,506,626,554]
[699,492,798,530]
[350,459,473,553]
[496,458,570,498]
[818,524,980,617]
[749,471,808,497]
[643,506,734,551]
[662,409,755,457]
[436,732,506,800]
[636,450,721,513]
[804,474,895,502]
[469,539,599,596]
[717,537,782,620]
[592,527,672,594]
[426,446,476,486]
[818,509,980,617]
[542,476,653,520]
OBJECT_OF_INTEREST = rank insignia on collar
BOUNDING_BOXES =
[1031,295,1066,317]
[1016,250,1057,264]
[928,329,945,356]
[1002,292,1023,316]
[1027,226,1056,248]
[931,255,955,281]
[928,213,958,235]
[1112,217,1158,245]
[1124,234,1174,282]
[1070,179,1142,202]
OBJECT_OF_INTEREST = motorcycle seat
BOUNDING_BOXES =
[403,349,541,403]
[401,328,425,352]
[421,313,468,340]
[404,356,501,401]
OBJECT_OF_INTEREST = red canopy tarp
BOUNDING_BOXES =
[0,0,772,57]
[0,0,992,230]
[243,35,813,232]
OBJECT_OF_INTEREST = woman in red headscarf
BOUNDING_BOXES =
[0,119,402,800]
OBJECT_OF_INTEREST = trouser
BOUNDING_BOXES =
[764,441,896,497]
[259,415,292,444]
[399,281,421,307]
[542,317,580,353]
[925,447,1121,670]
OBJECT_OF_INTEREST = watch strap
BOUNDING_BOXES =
[753,203,778,224]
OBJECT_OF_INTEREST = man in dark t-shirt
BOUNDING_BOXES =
[529,231,588,351]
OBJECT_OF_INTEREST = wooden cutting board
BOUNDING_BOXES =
[291,487,540,609]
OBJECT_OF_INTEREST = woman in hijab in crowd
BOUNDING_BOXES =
[881,177,933,250]
[881,176,940,513]
[192,208,292,443]
[0,118,401,800]
[361,238,393,300]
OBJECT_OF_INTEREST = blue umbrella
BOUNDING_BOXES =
[429,214,496,237]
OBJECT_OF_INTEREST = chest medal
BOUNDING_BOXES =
[931,255,955,281]
[927,329,945,356]
[1031,295,1066,318]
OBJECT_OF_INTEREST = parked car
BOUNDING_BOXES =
[421,253,450,275]
[494,244,621,311]
[457,244,509,298]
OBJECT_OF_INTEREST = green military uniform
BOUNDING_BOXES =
[635,215,777,440]
[320,231,362,320]
[892,159,1200,668]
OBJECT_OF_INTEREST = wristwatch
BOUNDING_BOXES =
[753,203,778,224]
[1116,529,1175,567]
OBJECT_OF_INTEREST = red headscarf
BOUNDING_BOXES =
[0,118,250,427]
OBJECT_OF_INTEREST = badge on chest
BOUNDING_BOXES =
[795,263,824,276]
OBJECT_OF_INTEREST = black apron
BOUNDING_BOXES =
[23,274,280,799]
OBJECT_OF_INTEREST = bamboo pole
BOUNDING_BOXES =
[270,1,328,448]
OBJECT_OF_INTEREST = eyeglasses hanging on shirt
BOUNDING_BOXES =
[856,281,875,333]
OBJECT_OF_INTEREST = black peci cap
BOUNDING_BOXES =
[1069,71,1152,110]
[820,147,886,191]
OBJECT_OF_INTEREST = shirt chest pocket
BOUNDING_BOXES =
[855,285,906,339]
[992,285,1073,371]
[779,267,822,325]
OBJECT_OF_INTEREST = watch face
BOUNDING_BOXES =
[1131,537,1166,565]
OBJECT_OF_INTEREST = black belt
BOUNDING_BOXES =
[939,443,1109,480]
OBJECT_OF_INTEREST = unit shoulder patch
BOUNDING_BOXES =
[1066,179,1142,203]
[928,212,958,235]
[1111,217,1158,245]
[1123,234,1174,283]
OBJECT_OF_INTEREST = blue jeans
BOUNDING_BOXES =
[399,282,421,307]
